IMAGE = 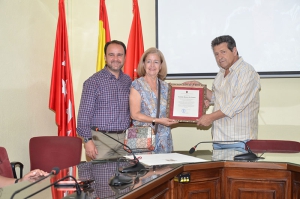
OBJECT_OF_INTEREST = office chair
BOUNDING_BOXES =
[0,146,23,179]
[246,139,300,153]
[29,136,82,172]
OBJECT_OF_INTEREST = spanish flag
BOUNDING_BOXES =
[96,0,111,72]
[123,0,144,80]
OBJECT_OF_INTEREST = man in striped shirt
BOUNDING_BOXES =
[190,35,261,150]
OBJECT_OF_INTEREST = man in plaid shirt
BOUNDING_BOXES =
[77,40,132,198]
[77,40,131,160]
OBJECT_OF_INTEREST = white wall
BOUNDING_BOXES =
[0,0,299,174]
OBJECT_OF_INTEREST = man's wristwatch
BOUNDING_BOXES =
[83,137,92,143]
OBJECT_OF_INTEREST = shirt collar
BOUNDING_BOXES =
[102,66,124,80]
[219,56,243,73]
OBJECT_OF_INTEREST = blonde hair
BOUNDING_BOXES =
[137,47,167,80]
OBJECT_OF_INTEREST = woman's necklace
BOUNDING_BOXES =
[144,76,158,94]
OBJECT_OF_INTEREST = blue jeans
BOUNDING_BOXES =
[213,140,249,153]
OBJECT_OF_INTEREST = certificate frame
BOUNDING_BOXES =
[167,83,207,123]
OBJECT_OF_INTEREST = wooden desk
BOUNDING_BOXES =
[119,161,300,199]
[120,150,300,199]
[2,151,300,199]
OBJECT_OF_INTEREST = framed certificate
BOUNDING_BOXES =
[167,83,207,123]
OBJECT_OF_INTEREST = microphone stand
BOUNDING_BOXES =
[10,167,60,199]
[23,175,82,199]
[91,126,146,173]
[189,140,259,161]
[108,158,133,186]
[109,182,134,198]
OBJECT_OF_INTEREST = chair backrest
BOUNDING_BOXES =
[0,147,14,178]
[29,136,82,172]
[246,140,300,153]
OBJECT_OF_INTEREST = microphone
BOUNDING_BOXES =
[23,175,82,199]
[91,126,146,173]
[108,158,133,186]
[10,167,60,199]
[189,140,259,161]
[109,182,134,198]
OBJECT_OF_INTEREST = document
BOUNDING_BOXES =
[167,83,207,123]
[173,89,199,117]
[124,153,208,166]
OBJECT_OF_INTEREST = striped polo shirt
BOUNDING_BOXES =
[211,57,261,142]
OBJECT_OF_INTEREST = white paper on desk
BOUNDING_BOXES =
[124,153,208,166]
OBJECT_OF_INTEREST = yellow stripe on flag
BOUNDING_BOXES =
[96,0,110,72]
[96,20,106,71]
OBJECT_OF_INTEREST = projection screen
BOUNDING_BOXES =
[156,0,300,78]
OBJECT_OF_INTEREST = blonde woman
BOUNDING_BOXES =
[129,47,178,153]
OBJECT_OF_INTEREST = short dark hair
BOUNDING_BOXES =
[104,40,127,55]
[211,35,237,54]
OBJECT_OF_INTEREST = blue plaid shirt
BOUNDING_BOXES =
[77,67,132,139]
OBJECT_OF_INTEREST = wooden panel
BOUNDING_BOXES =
[229,180,285,199]
[292,172,300,199]
[225,168,290,199]
[224,161,288,170]
[189,168,222,183]
[179,180,220,199]
[183,162,224,172]
[238,189,276,199]
[175,168,222,199]
[136,181,170,199]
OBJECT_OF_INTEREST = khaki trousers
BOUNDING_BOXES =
[91,130,127,160]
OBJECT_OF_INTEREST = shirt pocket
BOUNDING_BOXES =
[95,88,111,108]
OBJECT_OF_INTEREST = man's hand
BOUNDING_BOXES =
[196,114,213,126]
[84,141,98,160]
[196,110,226,126]
[204,99,210,109]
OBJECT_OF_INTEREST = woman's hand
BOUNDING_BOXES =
[20,169,49,183]
[157,118,178,126]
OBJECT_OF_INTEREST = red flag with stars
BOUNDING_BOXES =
[49,1,77,197]
[49,0,76,138]
[123,0,144,80]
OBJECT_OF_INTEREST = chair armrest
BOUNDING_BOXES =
[11,161,24,178]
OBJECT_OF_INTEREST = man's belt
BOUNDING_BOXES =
[98,130,125,134]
